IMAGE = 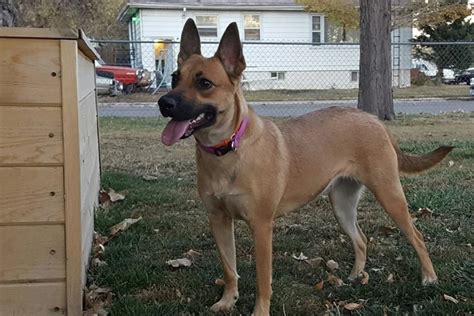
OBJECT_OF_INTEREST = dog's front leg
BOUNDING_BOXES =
[208,211,239,312]
[250,221,273,316]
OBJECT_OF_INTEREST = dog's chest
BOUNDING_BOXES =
[199,170,250,220]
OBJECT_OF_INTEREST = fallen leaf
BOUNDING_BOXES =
[360,271,369,285]
[305,257,324,267]
[83,285,113,316]
[343,302,363,311]
[185,249,201,259]
[142,175,158,181]
[326,259,339,271]
[108,188,126,202]
[370,267,384,273]
[416,207,434,219]
[395,255,403,261]
[386,273,394,283]
[327,273,344,287]
[445,228,455,233]
[314,280,324,290]
[109,217,142,235]
[448,160,454,167]
[99,190,111,205]
[443,294,459,304]
[379,225,398,236]
[93,258,107,267]
[215,278,225,287]
[166,257,192,268]
[292,252,308,261]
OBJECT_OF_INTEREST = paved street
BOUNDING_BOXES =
[98,98,474,118]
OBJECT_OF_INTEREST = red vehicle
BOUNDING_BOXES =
[96,63,152,93]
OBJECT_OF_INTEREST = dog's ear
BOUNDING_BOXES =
[178,19,201,66]
[215,22,246,78]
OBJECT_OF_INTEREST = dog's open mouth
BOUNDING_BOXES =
[161,111,215,146]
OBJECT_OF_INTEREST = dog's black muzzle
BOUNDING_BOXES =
[158,92,217,132]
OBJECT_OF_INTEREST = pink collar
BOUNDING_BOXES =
[197,116,249,157]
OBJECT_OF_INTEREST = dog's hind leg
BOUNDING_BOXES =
[364,168,438,285]
[328,178,367,280]
[208,211,240,312]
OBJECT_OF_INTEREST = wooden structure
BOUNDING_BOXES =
[0,28,101,315]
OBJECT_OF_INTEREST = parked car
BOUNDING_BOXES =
[470,78,474,96]
[454,68,474,85]
[95,61,152,93]
[412,59,455,84]
[96,70,123,96]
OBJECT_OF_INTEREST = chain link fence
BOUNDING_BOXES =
[93,40,474,117]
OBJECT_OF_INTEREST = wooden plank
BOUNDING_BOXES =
[60,40,83,316]
[0,167,64,224]
[0,39,61,105]
[0,27,78,39]
[0,225,65,281]
[78,51,96,102]
[78,30,101,61]
[0,282,66,315]
[0,106,63,164]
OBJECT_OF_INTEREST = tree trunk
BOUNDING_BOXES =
[0,0,15,26]
[358,0,395,120]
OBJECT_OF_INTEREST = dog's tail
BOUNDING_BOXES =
[390,135,454,174]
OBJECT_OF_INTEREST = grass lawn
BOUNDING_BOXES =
[98,84,472,103]
[91,112,473,315]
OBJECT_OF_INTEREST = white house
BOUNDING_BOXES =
[118,0,412,90]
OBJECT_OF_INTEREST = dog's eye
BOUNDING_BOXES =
[197,78,213,90]
[171,71,179,89]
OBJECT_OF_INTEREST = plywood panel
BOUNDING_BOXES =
[0,282,66,315]
[0,225,65,281]
[0,167,64,223]
[78,51,96,102]
[60,40,83,316]
[0,39,61,105]
[0,106,63,164]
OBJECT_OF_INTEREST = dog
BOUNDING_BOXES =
[158,19,453,315]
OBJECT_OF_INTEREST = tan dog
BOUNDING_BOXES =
[158,19,453,315]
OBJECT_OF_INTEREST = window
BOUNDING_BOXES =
[324,20,360,43]
[244,14,260,40]
[312,16,322,43]
[195,16,218,38]
[271,72,285,80]
[351,71,358,82]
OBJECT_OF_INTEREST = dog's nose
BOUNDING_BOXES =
[158,94,177,111]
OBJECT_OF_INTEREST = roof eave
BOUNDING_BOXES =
[124,3,303,16]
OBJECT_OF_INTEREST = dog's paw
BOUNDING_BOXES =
[210,295,238,313]
[422,274,438,286]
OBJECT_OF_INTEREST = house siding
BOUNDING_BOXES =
[134,8,412,90]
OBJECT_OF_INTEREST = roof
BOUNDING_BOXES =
[119,0,303,22]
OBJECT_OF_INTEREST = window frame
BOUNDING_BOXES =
[350,71,358,82]
[310,14,324,44]
[243,13,262,41]
[194,14,219,39]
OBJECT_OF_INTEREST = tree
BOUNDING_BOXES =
[0,0,16,26]
[12,0,127,39]
[414,0,474,82]
[297,0,359,41]
[358,0,395,120]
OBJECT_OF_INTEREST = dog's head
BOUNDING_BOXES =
[159,19,246,146]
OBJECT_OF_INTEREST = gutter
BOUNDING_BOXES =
[119,3,304,21]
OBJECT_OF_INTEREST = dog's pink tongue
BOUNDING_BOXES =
[161,120,191,146]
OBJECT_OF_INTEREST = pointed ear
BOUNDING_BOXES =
[178,19,201,66]
[215,22,246,78]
